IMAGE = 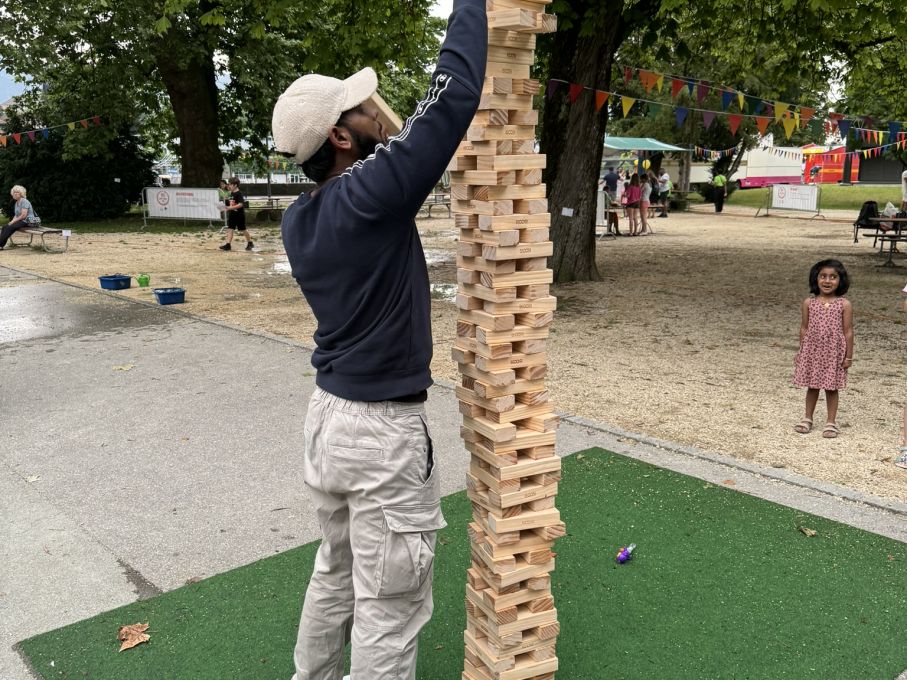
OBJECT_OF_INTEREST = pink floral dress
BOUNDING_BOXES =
[794,296,848,390]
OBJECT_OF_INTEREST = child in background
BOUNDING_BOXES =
[793,259,854,438]
[897,282,907,469]
[625,173,641,236]
[639,174,652,235]
[219,177,254,251]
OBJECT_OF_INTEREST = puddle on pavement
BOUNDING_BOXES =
[430,284,457,301]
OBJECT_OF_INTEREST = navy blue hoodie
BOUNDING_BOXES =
[281,0,487,402]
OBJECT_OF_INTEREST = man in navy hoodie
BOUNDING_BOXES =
[272,1,486,677]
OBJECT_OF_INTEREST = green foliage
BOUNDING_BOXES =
[0,113,155,222]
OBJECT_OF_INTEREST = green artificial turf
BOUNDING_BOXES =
[18,448,907,680]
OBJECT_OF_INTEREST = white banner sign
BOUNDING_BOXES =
[770,184,819,212]
[145,187,222,220]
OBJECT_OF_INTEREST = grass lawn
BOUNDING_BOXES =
[17,448,907,680]
[722,183,905,211]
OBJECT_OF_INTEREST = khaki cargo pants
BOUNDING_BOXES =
[291,387,446,680]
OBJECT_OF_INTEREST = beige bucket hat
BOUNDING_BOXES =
[272,67,378,164]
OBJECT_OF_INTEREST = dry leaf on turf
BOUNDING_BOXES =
[117,623,150,651]
[112,364,135,372]
[797,526,817,538]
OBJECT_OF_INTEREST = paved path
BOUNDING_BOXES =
[2,266,905,680]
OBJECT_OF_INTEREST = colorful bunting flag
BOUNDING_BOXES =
[0,136,6,147]
[568,83,583,103]
[27,131,36,142]
[12,133,21,144]
[755,116,771,135]
[671,78,685,99]
[837,119,851,138]
[782,117,797,139]
[624,66,633,86]
[721,90,733,111]
[676,107,689,127]
[621,96,636,117]
[738,91,745,111]
[594,90,609,112]
[702,111,716,129]
[655,74,664,93]
[728,114,743,135]
[546,79,561,100]
[93,116,101,126]
[774,102,789,123]
[696,82,710,103]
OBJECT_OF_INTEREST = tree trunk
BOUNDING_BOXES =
[154,37,222,188]
[540,12,622,282]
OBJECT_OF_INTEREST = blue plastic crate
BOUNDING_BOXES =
[152,287,186,305]
[98,274,131,290]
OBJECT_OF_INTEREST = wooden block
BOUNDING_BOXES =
[484,184,546,200]
[462,229,522,247]
[483,296,557,314]
[515,364,547,380]
[457,269,481,285]
[485,61,531,80]
[453,198,514,216]
[456,385,516,414]
[479,93,534,111]
[521,413,560,433]
[509,110,539,126]
[451,170,517,186]
[514,167,542,184]
[531,521,566,540]
[461,401,486,418]
[512,139,536,154]
[514,311,553,328]
[512,198,548,214]
[472,107,511,124]
[484,400,553,424]
[477,154,546,171]
[516,256,549,271]
[487,44,536,66]
[457,240,483,257]
[467,125,537,142]
[487,28,537,50]
[452,346,475,364]
[487,8,537,31]
[457,140,513,156]
[482,242,553,261]
[486,507,560,534]
[476,324,549,345]
[489,479,558,509]
[476,351,547,373]
[513,338,546,354]
[480,269,553,290]
[456,293,484,310]
[459,361,517,388]
[459,282,518,303]
[478,213,550,230]
[473,377,546,399]
[482,79,514,96]
[515,389,549,406]
[457,319,476,338]
[511,78,541,96]
[457,254,518,273]
[455,213,480,229]
[459,308,516,332]
[366,92,403,135]
[463,415,518,444]
[516,284,549,299]
[488,0,553,8]
[449,156,478,172]
[455,336,513,360]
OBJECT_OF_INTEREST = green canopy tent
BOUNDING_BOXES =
[602,136,693,196]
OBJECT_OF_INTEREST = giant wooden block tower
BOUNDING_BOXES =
[451,2,561,679]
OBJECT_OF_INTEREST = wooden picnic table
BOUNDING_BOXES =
[866,217,907,268]
[420,193,451,218]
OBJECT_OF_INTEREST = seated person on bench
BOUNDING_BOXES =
[0,184,41,250]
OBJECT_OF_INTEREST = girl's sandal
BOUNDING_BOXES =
[794,418,813,434]
[895,448,907,470]
[822,423,840,439]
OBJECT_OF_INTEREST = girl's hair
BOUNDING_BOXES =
[630,173,640,186]
[640,174,648,183]
[809,259,850,296]
[11,185,26,197]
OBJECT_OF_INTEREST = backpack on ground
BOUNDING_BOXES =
[854,200,878,228]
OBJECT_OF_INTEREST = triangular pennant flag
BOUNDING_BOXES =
[594,90,609,112]
[27,131,36,142]
[763,103,774,119]
[12,133,21,144]
[686,79,696,95]
[890,122,903,140]
[42,129,49,139]
[676,107,689,127]
[782,117,796,139]
[546,79,561,100]
[624,66,633,85]
[755,116,771,135]
[67,122,76,131]
[93,115,101,126]
[621,96,636,118]
[639,69,656,93]
[721,90,734,111]
[800,107,814,124]
[647,102,661,119]
[774,102,789,123]
[736,91,744,111]
[702,111,716,129]
[828,112,844,121]
[655,74,664,93]
[728,114,743,135]
[863,115,873,128]
[568,83,583,103]
[837,119,851,138]
[0,136,6,147]
[671,78,685,98]
[753,100,764,115]
[697,82,710,103]
[80,119,89,128]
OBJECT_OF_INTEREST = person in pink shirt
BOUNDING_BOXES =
[625,172,642,236]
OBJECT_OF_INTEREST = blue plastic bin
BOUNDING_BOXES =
[99,274,131,290]
[153,287,186,305]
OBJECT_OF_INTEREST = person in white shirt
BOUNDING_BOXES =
[901,168,907,211]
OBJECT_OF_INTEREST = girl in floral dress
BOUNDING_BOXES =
[793,260,854,438]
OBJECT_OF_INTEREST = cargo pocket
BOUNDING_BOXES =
[377,503,447,598]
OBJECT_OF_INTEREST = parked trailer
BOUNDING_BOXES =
[737,147,802,188]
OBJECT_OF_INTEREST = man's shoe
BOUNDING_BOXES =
[658,213,668,218]
[245,241,254,251]
[219,243,231,251]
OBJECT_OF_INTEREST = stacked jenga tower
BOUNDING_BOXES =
[451,2,561,679]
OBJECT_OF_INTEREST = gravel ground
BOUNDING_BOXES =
[3,205,905,503]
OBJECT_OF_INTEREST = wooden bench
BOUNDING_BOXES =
[419,193,451,218]
[10,225,69,253]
